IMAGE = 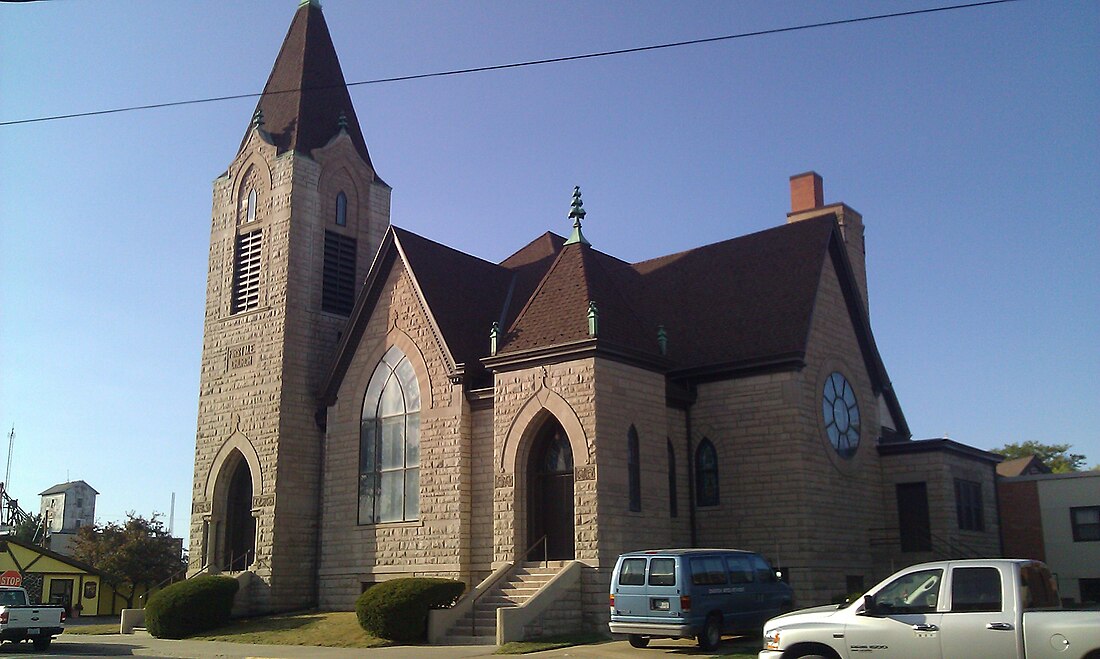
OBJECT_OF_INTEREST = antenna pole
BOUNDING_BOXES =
[5,427,13,490]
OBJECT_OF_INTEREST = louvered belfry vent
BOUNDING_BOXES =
[231,229,263,313]
[323,230,357,315]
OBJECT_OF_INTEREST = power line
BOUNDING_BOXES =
[1,0,1018,128]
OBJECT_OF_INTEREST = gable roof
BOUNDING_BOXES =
[39,480,99,496]
[242,2,378,173]
[323,215,908,437]
[996,455,1051,477]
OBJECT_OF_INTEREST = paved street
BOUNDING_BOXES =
[23,633,758,658]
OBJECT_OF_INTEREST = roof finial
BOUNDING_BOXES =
[252,108,265,130]
[299,0,322,8]
[337,110,348,131]
[657,325,668,356]
[587,301,599,337]
[564,186,591,246]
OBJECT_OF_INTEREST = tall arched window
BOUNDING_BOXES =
[667,439,678,518]
[695,438,719,507]
[628,426,641,512]
[245,188,257,223]
[335,191,347,226]
[359,346,421,524]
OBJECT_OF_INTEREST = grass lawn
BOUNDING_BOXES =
[188,611,389,648]
[66,623,120,635]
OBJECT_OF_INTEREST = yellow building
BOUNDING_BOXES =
[0,536,149,617]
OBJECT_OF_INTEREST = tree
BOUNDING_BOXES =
[11,513,44,544]
[992,441,1087,473]
[70,513,187,607]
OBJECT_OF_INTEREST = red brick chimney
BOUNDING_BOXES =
[789,171,824,212]
[786,171,869,315]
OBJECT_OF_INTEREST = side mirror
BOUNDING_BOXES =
[862,594,879,616]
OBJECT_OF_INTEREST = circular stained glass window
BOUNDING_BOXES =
[823,372,860,459]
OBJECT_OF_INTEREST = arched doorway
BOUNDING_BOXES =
[527,418,574,561]
[223,458,255,571]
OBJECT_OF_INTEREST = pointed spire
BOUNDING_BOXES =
[564,186,591,246]
[240,2,377,173]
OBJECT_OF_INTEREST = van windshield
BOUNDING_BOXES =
[649,558,676,586]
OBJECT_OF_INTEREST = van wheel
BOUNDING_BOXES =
[32,637,51,651]
[628,634,649,648]
[697,613,721,650]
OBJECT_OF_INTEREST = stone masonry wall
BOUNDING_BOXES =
[190,128,388,613]
[318,261,468,609]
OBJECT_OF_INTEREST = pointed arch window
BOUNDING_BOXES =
[335,191,347,226]
[628,426,641,512]
[667,439,678,518]
[245,188,257,224]
[695,438,719,507]
[359,346,421,524]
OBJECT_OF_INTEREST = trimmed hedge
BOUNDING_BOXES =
[356,577,465,642]
[145,575,239,639]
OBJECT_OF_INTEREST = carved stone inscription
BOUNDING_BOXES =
[228,343,255,371]
[575,465,596,481]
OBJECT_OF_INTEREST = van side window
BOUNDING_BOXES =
[752,555,776,582]
[619,558,647,586]
[649,558,676,586]
[726,555,754,584]
[951,567,1002,613]
[691,557,728,585]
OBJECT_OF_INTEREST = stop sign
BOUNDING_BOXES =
[0,570,20,587]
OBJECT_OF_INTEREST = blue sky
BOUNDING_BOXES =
[1,0,1097,538]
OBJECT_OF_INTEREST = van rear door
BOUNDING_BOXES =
[613,557,650,616]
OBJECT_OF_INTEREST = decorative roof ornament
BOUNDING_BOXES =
[489,321,500,356]
[657,325,668,356]
[299,0,322,7]
[337,110,348,131]
[564,186,591,246]
[587,301,599,337]
[252,108,265,130]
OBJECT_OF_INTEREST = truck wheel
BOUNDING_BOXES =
[697,613,721,650]
[628,634,650,648]
[33,637,52,651]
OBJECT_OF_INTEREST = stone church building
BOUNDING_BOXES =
[190,1,1002,639]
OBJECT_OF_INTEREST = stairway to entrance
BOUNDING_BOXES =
[443,562,566,645]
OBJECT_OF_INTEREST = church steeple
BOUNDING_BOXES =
[241,1,377,174]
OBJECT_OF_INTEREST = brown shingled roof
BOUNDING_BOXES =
[242,2,377,173]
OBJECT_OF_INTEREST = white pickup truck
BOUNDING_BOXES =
[760,559,1100,659]
[0,586,65,651]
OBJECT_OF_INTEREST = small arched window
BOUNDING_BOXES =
[335,191,347,226]
[667,439,678,518]
[246,188,257,223]
[628,426,641,512]
[359,346,421,524]
[695,438,719,507]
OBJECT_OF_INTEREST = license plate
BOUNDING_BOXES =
[28,628,40,635]
[651,598,670,611]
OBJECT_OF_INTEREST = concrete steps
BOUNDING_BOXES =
[441,562,562,644]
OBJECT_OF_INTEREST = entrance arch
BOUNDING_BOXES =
[222,456,255,571]
[526,417,575,561]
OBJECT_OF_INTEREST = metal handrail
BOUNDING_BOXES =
[468,536,547,638]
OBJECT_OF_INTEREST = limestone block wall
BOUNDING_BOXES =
[469,405,497,586]
[879,448,1001,573]
[778,255,890,604]
[318,263,469,609]
[190,137,296,614]
[491,360,597,568]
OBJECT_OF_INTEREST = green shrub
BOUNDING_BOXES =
[145,575,239,639]
[355,577,464,642]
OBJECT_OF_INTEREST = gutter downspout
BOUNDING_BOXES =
[685,402,697,548]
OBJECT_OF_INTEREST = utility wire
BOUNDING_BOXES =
[1,0,1018,128]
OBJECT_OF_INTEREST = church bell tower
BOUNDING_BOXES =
[189,0,389,612]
